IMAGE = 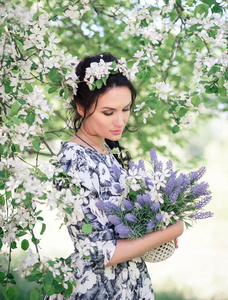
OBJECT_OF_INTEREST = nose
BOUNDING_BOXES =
[114,113,125,127]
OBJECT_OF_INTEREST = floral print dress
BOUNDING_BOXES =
[46,142,154,300]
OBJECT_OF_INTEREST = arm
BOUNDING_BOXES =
[105,220,184,267]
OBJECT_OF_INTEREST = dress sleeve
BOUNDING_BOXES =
[59,144,118,267]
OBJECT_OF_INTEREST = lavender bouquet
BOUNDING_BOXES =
[96,149,213,262]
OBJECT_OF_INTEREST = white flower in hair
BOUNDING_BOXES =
[84,59,113,86]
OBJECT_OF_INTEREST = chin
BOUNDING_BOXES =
[108,136,121,141]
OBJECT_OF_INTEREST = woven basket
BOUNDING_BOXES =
[141,240,175,263]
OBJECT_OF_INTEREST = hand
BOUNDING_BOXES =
[174,238,178,249]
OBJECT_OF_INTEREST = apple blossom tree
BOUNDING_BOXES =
[0,0,227,299]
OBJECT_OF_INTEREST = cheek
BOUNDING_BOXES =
[124,112,130,123]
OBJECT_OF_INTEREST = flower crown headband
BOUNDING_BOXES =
[78,56,131,91]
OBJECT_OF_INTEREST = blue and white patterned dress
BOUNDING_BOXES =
[47,142,154,300]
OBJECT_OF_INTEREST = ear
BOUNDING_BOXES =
[76,103,85,117]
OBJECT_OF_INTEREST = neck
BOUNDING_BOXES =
[77,129,105,148]
[76,129,108,154]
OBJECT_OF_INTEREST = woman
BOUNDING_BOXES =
[49,53,184,299]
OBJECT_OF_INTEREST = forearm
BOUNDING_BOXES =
[105,220,184,267]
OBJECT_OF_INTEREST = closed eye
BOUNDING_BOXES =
[103,108,130,116]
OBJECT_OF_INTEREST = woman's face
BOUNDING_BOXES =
[81,86,132,141]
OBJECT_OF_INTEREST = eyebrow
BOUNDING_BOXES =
[101,101,132,110]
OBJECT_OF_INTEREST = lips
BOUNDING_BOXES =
[111,130,122,135]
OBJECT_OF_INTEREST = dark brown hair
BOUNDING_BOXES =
[69,52,138,168]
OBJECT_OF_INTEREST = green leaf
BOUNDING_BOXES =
[64,282,73,298]
[40,223,46,235]
[10,101,20,116]
[172,125,180,134]
[218,77,224,87]
[19,89,29,95]
[188,24,201,32]
[95,79,103,89]
[64,88,69,100]
[25,82,33,93]
[218,87,227,97]
[33,12,40,21]
[6,286,17,300]
[0,195,5,206]
[43,271,54,285]
[18,98,26,105]
[178,107,187,117]
[30,288,41,300]
[11,116,21,125]
[26,113,35,125]
[0,271,5,283]
[191,95,201,106]
[21,239,29,251]
[0,239,2,250]
[212,4,223,14]
[11,241,17,249]
[201,0,216,5]
[225,70,228,80]
[7,273,14,280]
[48,86,58,94]
[52,280,63,293]
[15,39,23,53]
[82,224,92,235]
[186,0,195,5]
[53,7,62,14]
[207,66,220,77]
[4,81,12,93]
[16,231,27,238]
[32,139,40,151]
[194,4,209,17]
[6,191,11,200]
[48,68,59,82]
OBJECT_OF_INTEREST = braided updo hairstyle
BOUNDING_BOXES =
[69,52,138,169]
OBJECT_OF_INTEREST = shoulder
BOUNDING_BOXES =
[58,142,100,192]
[59,142,84,170]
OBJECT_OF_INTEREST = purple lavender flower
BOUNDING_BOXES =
[125,213,137,223]
[115,224,132,238]
[174,173,184,187]
[108,215,122,225]
[152,202,160,213]
[188,166,206,183]
[169,186,181,203]
[113,183,124,193]
[147,220,156,231]
[145,176,153,188]
[96,201,119,213]
[96,202,113,213]
[195,195,212,209]
[193,211,214,219]
[180,175,190,193]
[111,164,121,181]
[137,159,146,171]
[150,149,158,165]
[166,159,173,171]
[107,202,120,212]
[123,200,134,210]
[137,195,145,207]
[143,194,152,206]
[156,213,163,222]
[155,161,163,173]
[190,182,211,197]
[137,194,152,207]
[129,160,137,170]
[163,172,176,194]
